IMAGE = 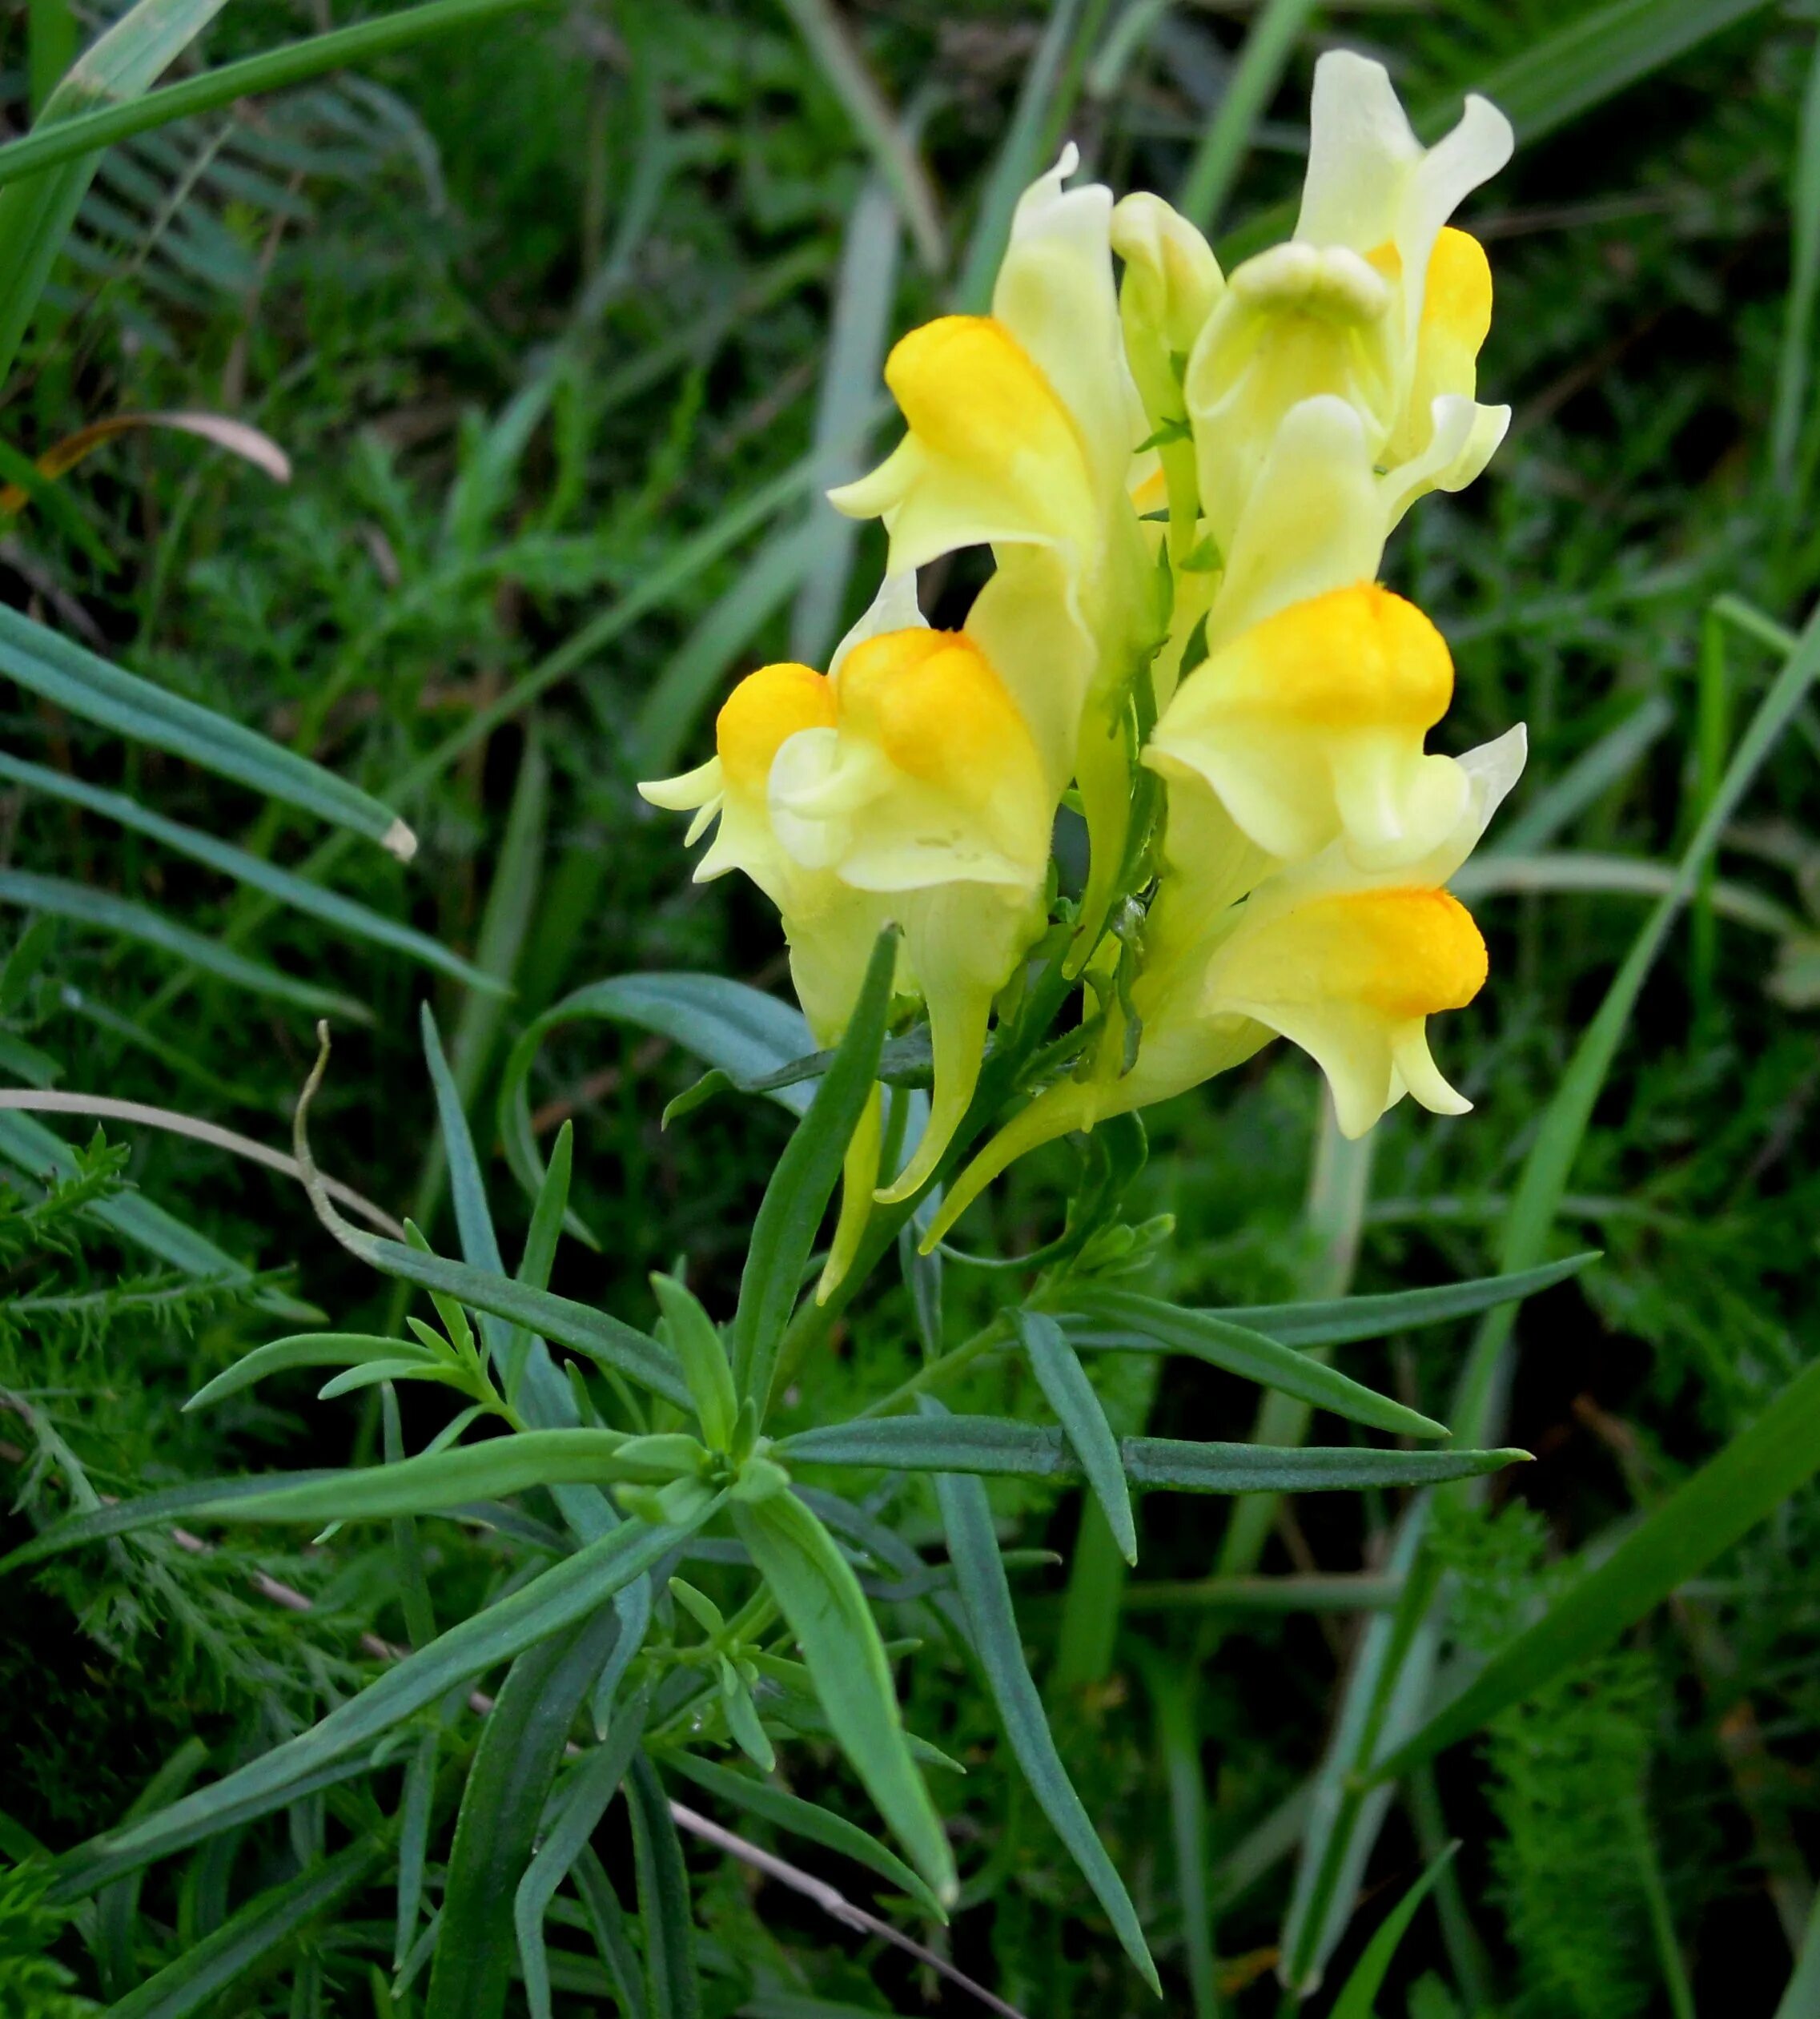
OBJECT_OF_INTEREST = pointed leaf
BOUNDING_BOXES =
[733,1491,955,1904]
[427,1606,625,2019]
[1018,1311,1136,1563]
[663,1748,946,1921]
[1061,1290,1448,1438]
[729,928,896,1411]
[930,1406,1159,1993]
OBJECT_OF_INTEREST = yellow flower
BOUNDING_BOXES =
[640,577,1054,1252]
[923,726,1524,1245]
[831,148,1156,948]
[1146,581,1468,871]
[1181,51,1512,643]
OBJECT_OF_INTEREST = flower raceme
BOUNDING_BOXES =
[642,50,1527,1252]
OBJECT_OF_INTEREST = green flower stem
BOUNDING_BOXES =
[851,1315,1016,1424]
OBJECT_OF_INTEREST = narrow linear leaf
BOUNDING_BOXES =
[661,1749,946,1922]
[1061,1289,1451,1438]
[2,1430,635,1570]
[729,928,895,1410]
[0,601,412,855]
[1196,1252,1600,1349]
[733,1492,955,1904]
[106,1836,381,2019]
[516,1692,650,2019]
[930,1412,1159,1993]
[1018,1311,1136,1563]
[427,1605,624,2019]
[780,1417,1525,1494]
[1328,1844,1458,2019]
[186,1332,439,1411]
[628,1756,701,2019]
[50,1511,708,1899]
[0,869,369,1020]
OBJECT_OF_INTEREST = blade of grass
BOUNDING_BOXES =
[776,0,942,271]
[1774,26,1820,487]
[0,750,493,988]
[0,869,370,1022]
[1376,1353,1820,1780]
[0,0,544,190]
[1175,0,1318,234]
[0,602,413,857]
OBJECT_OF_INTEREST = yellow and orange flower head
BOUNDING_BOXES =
[649,52,1529,1253]
[641,577,1055,1269]
[831,147,1155,943]
[1147,581,1469,871]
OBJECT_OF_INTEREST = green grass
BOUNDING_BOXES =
[3,1,1820,2013]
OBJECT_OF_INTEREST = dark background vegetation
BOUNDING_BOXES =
[3,0,1820,2012]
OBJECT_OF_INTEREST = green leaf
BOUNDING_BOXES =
[352,1235,688,1409]
[106,1837,382,2019]
[0,869,370,1021]
[1455,0,1770,146]
[780,1417,1525,1494]
[628,1756,701,2019]
[0,602,412,857]
[930,1414,1159,1993]
[1379,1354,1820,1781]
[184,1332,440,1411]
[661,1749,946,1922]
[729,928,895,1412]
[1175,0,1318,232]
[426,1605,624,2019]
[651,1275,737,1450]
[0,0,537,190]
[1202,1253,1601,1350]
[0,750,493,989]
[1328,1845,1457,2019]
[1060,1290,1450,1438]
[516,1692,650,2019]
[0,0,232,388]
[2,1430,638,1570]
[394,1730,439,1973]
[49,1510,709,1900]
[1017,1311,1136,1564]
[733,1491,955,1904]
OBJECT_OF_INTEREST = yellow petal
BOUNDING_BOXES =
[829,314,1099,571]
[1147,582,1468,869]
[771,626,1051,893]
[1203,886,1486,1136]
[878,880,1047,1204]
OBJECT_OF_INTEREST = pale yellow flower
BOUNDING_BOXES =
[1147,581,1469,872]
[640,577,1053,1254]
